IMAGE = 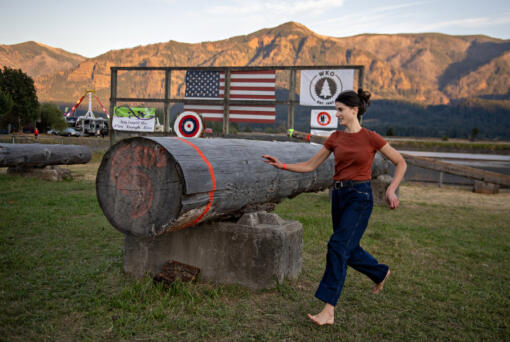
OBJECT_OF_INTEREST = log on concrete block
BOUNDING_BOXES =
[153,260,200,287]
[7,165,72,181]
[0,143,91,168]
[473,181,499,194]
[97,137,335,237]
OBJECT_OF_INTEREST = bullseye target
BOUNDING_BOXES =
[174,111,204,138]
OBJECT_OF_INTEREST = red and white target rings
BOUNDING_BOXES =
[174,111,204,138]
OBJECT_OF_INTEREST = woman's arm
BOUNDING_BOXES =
[379,143,407,209]
[262,147,332,173]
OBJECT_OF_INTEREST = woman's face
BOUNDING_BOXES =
[335,102,358,127]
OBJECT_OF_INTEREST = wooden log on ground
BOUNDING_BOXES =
[0,143,91,168]
[473,181,500,194]
[289,131,510,187]
[96,137,335,237]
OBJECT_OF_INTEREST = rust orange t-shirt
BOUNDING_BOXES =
[324,128,387,181]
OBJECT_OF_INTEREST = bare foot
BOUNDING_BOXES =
[307,304,334,326]
[372,269,391,294]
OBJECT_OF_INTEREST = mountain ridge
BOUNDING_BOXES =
[0,41,86,78]
[1,22,509,106]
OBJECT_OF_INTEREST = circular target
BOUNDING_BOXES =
[174,111,204,138]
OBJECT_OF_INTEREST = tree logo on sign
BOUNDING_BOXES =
[309,71,344,105]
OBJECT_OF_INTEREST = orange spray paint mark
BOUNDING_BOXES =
[175,137,216,228]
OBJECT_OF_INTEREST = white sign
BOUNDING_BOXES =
[112,117,155,132]
[300,69,354,106]
[310,109,338,129]
[310,129,336,137]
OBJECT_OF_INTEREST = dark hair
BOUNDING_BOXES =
[335,89,371,120]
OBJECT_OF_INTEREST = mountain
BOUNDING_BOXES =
[0,41,86,78]
[2,22,510,107]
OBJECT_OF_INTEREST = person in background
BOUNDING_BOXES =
[262,89,407,326]
[34,127,39,139]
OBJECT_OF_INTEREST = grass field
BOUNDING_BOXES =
[1,160,509,341]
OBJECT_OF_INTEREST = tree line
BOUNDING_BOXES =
[0,67,67,133]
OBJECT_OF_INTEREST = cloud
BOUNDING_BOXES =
[313,1,427,27]
[207,0,344,16]
[419,15,510,31]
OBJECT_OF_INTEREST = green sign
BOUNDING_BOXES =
[114,106,155,120]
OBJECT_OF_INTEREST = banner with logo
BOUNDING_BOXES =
[299,69,354,106]
[112,106,156,132]
[310,109,338,129]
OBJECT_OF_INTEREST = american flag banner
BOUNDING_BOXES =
[184,70,276,123]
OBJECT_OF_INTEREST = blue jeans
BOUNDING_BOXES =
[315,182,389,306]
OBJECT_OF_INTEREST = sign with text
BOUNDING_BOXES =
[113,106,156,132]
[299,69,354,106]
[310,109,338,129]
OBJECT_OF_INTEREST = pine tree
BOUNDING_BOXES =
[320,79,332,98]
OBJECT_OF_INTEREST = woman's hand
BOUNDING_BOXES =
[262,155,284,169]
[385,188,400,209]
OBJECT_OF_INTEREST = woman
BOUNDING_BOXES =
[262,89,407,326]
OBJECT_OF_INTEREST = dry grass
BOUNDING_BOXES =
[400,182,510,211]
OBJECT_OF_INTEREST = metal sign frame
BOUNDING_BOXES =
[109,65,364,144]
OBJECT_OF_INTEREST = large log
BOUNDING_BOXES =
[289,131,510,187]
[96,137,335,237]
[0,143,91,167]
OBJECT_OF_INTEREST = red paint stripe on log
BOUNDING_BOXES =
[175,137,216,227]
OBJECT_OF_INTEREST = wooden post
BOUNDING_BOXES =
[164,70,171,134]
[358,66,364,89]
[288,69,296,130]
[109,68,117,147]
[223,69,231,135]
[439,171,444,188]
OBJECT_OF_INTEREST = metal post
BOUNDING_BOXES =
[164,70,171,134]
[109,68,117,146]
[439,171,444,188]
[223,69,231,135]
[288,69,296,130]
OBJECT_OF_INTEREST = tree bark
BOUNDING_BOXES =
[0,143,91,168]
[96,137,335,237]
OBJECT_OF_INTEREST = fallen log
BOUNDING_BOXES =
[288,131,510,187]
[96,137,336,237]
[0,143,91,168]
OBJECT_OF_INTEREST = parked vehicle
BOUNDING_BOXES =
[59,128,82,137]
[47,129,60,135]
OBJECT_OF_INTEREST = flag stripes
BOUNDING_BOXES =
[184,70,276,123]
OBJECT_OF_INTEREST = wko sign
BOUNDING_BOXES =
[299,70,354,106]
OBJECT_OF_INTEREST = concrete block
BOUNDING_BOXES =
[371,174,398,206]
[124,211,302,289]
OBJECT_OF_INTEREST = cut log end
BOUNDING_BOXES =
[96,138,184,237]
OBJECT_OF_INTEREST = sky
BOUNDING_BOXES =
[0,0,509,58]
